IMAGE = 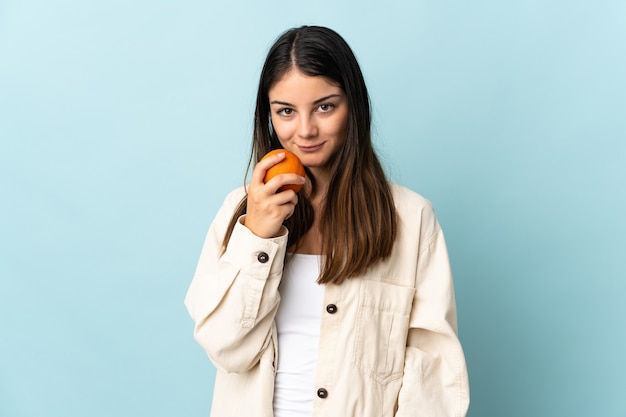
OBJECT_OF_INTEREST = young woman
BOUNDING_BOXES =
[185,26,470,417]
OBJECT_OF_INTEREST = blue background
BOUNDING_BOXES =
[1,1,625,416]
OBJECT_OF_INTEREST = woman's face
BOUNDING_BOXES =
[268,69,349,180]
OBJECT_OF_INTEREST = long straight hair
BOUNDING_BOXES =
[223,26,397,284]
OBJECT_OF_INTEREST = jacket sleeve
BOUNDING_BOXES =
[396,225,470,417]
[184,189,288,373]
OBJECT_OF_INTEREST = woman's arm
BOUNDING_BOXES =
[396,227,470,417]
[184,189,288,373]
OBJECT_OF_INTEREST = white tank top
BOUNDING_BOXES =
[273,254,324,417]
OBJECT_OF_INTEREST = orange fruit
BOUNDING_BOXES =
[262,149,305,192]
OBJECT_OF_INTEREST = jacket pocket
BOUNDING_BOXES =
[352,279,416,385]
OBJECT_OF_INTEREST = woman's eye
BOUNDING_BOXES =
[278,108,294,116]
[318,103,335,112]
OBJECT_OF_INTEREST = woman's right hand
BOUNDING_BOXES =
[244,152,306,238]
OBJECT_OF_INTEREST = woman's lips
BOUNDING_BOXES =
[297,143,324,153]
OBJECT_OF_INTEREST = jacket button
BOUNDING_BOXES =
[257,252,269,263]
[326,304,337,314]
[317,388,328,399]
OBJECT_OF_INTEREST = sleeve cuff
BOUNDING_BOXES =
[221,215,289,278]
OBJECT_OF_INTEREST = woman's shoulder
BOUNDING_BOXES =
[222,185,247,207]
[389,183,440,234]
[389,183,434,212]
[211,186,247,226]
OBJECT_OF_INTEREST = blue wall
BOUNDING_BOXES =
[1,1,624,416]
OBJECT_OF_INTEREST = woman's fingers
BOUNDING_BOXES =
[250,151,285,186]
[244,154,304,238]
[245,189,298,238]
[264,173,306,194]
[251,152,305,194]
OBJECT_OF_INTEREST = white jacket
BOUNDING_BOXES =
[185,183,470,417]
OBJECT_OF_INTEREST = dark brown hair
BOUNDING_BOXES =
[223,26,397,284]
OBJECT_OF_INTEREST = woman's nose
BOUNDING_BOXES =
[298,116,318,138]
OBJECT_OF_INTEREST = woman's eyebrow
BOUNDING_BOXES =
[270,100,293,106]
[270,94,342,107]
[313,94,341,104]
